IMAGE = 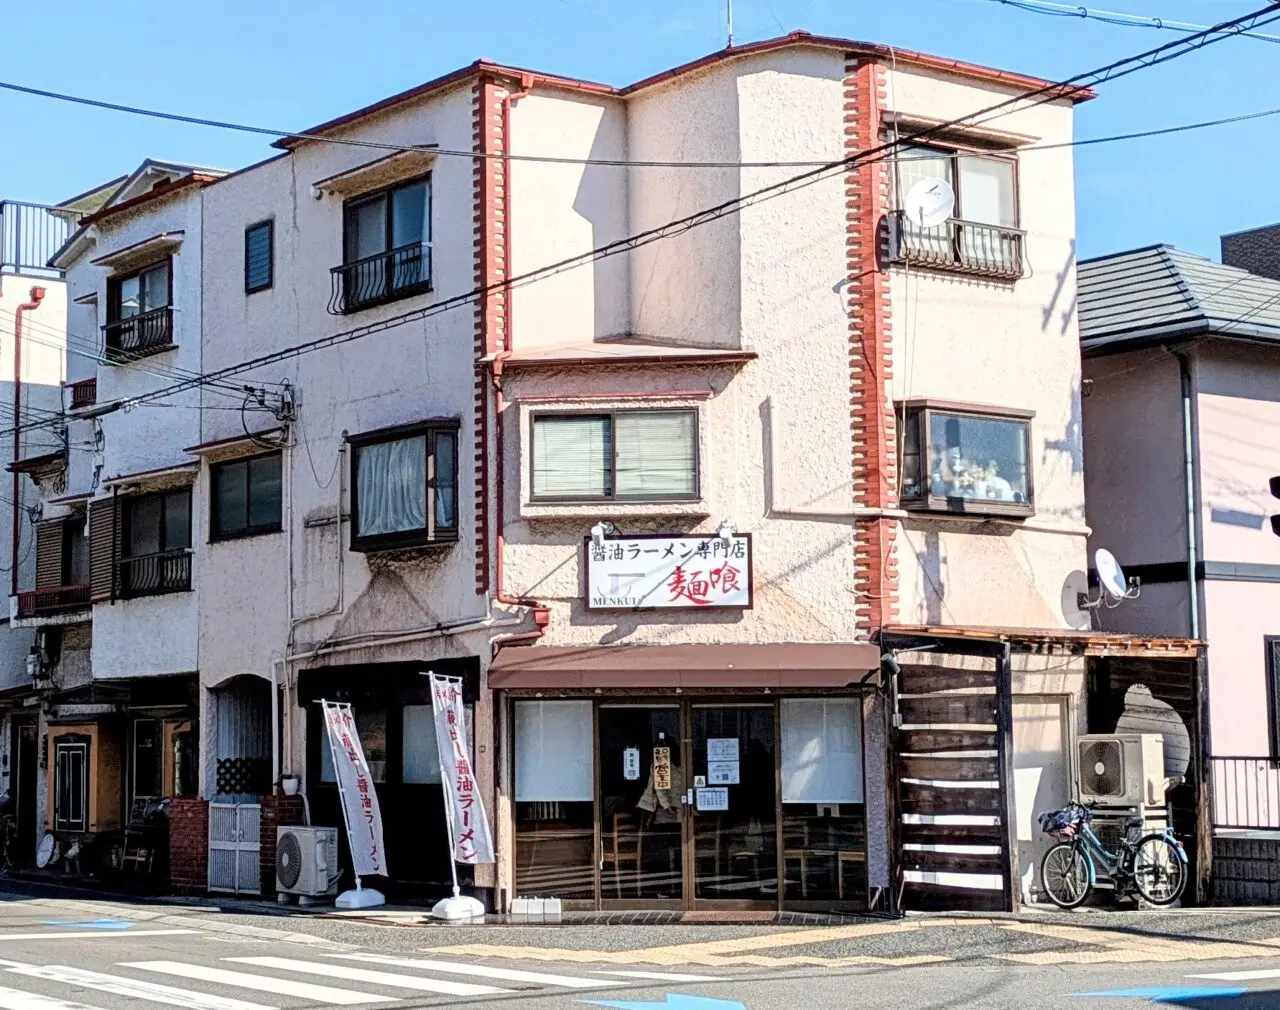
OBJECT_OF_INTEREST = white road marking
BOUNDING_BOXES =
[123,962,390,1005]
[0,932,198,942]
[223,957,507,997]
[590,970,732,982]
[1190,969,1280,981]
[328,952,618,989]
[0,960,273,1010]
[0,983,111,1010]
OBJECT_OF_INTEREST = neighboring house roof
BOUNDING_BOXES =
[1078,244,1280,355]
[275,30,1092,150]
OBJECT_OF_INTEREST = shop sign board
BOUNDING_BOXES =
[584,534,753,610]
[623,747,641,781]
[653,746,672,790]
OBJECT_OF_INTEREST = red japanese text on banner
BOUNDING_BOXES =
[429,674,495,864]
[322,701,388,878]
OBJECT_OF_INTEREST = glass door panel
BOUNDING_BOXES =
[691,706,778,904]
[597,706,684,904]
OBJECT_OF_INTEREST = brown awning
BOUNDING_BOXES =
[488,642,882,690]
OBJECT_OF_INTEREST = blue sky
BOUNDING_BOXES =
[1,0,1275,260]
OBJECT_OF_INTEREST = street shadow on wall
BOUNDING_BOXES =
[1041,238,1078,337]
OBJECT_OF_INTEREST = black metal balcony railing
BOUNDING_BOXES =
[0,201,80,277]
[889,210,1025,280]
[68,377,97,410]
[103,306,174,361]
[328,241,431,314]
[118,549,191,598]
[1211,756,1280,830]
[15,584,91,619]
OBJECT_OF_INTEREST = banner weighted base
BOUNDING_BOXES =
[431,894,485,921]
[336,887,386,910]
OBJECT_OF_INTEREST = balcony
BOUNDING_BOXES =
[118,549,191,598]
[1212,756,1280,831]
[103,306,174,362]
[68,378,97,410]
[0,201,80,278]
[888,210,1025,281]
[328,241,431,315]
[15,584,90,620]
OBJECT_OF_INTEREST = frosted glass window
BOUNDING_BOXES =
[402,705,442,784]
[514,700,593,801]
[958,156,1016,227]
[781,698,863,803]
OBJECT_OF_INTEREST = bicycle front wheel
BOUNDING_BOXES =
[1040,841,1091,909]
[1132,834,1186,906]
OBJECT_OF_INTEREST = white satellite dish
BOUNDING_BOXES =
[902,177,956,228]
[1078,547,1141,611]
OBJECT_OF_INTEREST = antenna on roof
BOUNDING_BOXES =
[726,0,734,48]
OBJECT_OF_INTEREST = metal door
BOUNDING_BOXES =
[208,802,261,894]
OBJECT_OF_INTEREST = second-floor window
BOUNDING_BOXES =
[212,452,283,540]
[335,176,431,313]
[531,409,699,502]
[62,516,88,586]
[105,259,173,359]
[120,489,192,596]
[899,401,1033,517]
[893,147,1022,279]
[244,220,274,293]
[349,421,458,552]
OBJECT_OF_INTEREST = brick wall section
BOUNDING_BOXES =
[844,57,899,632]
[259,794,306,896]
[1212,836,1280,904]
[168,797,208,895]
[472,75,508,594]
[1221,224,1280,282]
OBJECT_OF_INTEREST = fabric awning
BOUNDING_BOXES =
[488,642,882,690]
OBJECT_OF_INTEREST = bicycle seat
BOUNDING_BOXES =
[1125,817,1143,830]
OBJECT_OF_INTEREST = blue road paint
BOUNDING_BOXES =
[580,996,746,1010]
[38,919,135,930]
[1073,986,1248,1002]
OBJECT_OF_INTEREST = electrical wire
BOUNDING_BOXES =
[4,2,1277,442]
[975,0,1280,42]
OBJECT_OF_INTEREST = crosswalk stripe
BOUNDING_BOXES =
[1190,969,1280,981]
[123,962,390,1005]
[0,961,274,1010]
[223,958,508,997]
[0,983,109,1010]
[328,953,618,989]
[590,970,731,982]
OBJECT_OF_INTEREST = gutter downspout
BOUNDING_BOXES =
[491,74,550,652]
[1173,349,1201,640]
[11,286,45,598]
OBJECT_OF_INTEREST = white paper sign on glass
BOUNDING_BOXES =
[707,761,739,785]
[321,701,387,878]
[585,535,752,610]
[707,738,739,762]
[623,747,641,781]
[696,787,730,811]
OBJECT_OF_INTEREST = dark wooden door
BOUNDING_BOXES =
[14,721,37,865]
[895,663,1013,912]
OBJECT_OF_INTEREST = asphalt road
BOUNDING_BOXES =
[0,889,1277,1008]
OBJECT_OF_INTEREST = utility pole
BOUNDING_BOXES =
[726,0,734,48]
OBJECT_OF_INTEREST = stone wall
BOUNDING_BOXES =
[168,797,208,895]
[1212,836,1280,905]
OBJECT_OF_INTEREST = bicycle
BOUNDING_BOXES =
[1037,800,1187,909]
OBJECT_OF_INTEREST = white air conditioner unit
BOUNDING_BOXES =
[1077,733,1165,808]
[276,825,339,899]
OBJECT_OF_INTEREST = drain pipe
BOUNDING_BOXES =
[1173,349,1201,640]
[11,286,45,598]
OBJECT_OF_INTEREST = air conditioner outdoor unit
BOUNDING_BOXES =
[276,825,339,900]
[1077,733,1165,809]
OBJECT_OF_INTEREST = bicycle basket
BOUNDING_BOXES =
[1038,807,1083,840]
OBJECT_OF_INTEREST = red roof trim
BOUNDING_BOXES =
[81,174,220,227]
[275,34,1090,151]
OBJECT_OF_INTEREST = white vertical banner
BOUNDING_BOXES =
[321,701,388,878]
[429,674,494,864]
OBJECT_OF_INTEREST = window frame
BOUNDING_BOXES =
[60,512,89,587]
[54,737,90,833]
[1267,637,1280,761]
[342,174,433,264]
[244,219,274,294]
[896,144,1022,228]
[528,408,701,504]
[122,488,193,558]
[209,451,283,542]
[106,257,173,323]
[347,418,460,553]
[897,399,1035,518]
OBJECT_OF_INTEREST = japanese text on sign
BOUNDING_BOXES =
[585,535,752,610]
[653,747,672,791]
[429,674,495,865]
[321,701,388,878]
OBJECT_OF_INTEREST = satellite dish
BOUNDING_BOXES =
[1095,548,1128,601]
[903,177,956,228]
[35,832,56,869]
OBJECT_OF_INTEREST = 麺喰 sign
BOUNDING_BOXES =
[585,534,752,610]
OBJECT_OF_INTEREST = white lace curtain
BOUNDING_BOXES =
[356,435,427,536]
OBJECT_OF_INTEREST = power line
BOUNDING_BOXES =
[976,0,1280,42]
[4,2,1277,441]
